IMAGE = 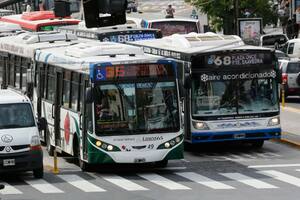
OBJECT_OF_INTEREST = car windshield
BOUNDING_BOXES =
[0,103,35,129]
[191,78,279,117]
[94,81,180,135]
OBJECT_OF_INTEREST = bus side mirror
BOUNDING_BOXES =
[184,74,191,89]
[86,88,94,103]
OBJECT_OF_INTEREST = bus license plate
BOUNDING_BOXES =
[134,158,146,163]
[234,133,246,139]
[3,159,15,166]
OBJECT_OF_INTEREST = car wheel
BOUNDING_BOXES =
[33,167,44,179]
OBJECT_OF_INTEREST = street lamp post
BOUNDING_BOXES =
[235,0,239,35]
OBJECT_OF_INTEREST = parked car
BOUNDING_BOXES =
[278,58,300,98]
[259,33,289,50]
[281,38,300,58]
[0,90,43,178]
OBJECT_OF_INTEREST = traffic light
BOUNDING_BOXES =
[83,0,128,28]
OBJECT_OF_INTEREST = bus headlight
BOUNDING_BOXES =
[96,141,102,147]
[164,142,170,148]
[268,117,280,126]
[93,139,120,152]
[192,121,209,130]
[158,135,183,149]
[107,145,113,151]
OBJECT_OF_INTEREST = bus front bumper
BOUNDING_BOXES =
[189,128,281,144]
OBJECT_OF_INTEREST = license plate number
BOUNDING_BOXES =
[3,159,15,166]
[234,133,246,139]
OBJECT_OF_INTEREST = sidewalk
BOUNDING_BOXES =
[275,105,300,148]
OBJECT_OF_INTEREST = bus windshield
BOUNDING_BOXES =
[0,103,35,129]
[151,21,198,36]
[192,78,278,117]
[94,81,180,135]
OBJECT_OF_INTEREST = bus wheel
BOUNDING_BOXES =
[46,129,54,156]
[155,160,168,168]
[33,167,44,179]
[73,137,90,171]
[251,140,264,148]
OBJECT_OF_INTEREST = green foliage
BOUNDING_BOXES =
[191,0,276,33]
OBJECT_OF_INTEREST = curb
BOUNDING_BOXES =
[272,138,300,149]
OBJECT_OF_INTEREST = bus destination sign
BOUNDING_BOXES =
[94,64,174,81]
[100,33,157,43]
[204,52,273,67]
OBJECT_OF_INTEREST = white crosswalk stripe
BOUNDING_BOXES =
[220,173,278,189]
[258,170,300,187]
[24,178,64,193]
[101,174,148,191]
[58,175,106,192]
[176,172,235,189]
[0,182,22,195]
[138,173,191,190]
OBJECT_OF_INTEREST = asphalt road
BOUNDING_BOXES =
[1,141,300,200]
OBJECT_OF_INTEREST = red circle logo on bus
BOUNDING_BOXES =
[64,112,70,145]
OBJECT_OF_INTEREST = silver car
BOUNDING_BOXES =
[279,58,300,98]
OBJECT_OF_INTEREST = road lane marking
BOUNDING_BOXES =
[176,172,235,189]
[0,182,22,195]
[24,179,64,193]
[58,175,106,192]
[249,164,300,168]
[160,166,187,170]
[220,173,278,189]
[101,174,148,191]
[258,170,300,187]
[138,173,191,190]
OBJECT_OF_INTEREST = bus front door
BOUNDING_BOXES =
[54,70,63,148]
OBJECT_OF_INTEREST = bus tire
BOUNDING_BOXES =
[73,136,90,171]
[155,160,168,168]
[251,140,264,148]
[33,167,44,179]
[46,128,54,156]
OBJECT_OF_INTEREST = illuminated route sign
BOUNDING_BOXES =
[192,51,274,69]
[94,64,174,81]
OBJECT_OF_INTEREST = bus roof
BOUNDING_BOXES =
[35,41,163,74]
[0,11,80,31]
[0,31,81,58]
[129,32,273,60]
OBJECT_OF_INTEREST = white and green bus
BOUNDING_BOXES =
[34,41,183,169]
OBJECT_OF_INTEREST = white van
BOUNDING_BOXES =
[0,90,43,178]
[282,38,300,58]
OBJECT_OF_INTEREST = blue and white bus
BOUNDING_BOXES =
[130,32,281,148]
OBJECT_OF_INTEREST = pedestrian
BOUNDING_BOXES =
[165,4,175,18]
[286,19,294,39]
[293,14,299,38]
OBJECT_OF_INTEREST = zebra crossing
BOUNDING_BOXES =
[1,168,300,195]
[192,151,282,161]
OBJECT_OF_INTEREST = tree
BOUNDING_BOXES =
[187,0,276,34]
